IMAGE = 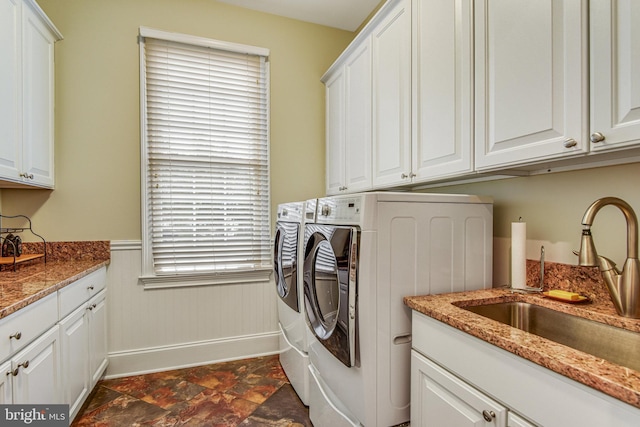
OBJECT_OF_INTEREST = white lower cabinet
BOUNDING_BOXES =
[60,303,90,419]
[59,279,108,421]
[88,290,108,387]
[60,289,108,419]
[0,360,12,403]
[508,413,537,427]
[10,325,61,404]
[411,311,640,427]
[1,266,107,420]
[411,350,507,427]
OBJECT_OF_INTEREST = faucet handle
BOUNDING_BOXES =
[597,256,620,274]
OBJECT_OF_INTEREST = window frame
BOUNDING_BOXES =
[138,27,272,289]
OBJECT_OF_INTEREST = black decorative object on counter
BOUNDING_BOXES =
[1,233,22,257]
[0,214,46,271]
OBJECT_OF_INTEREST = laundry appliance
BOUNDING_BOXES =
[273,199,316,405]
[303,192,493,426]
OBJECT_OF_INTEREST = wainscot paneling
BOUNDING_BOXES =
[105,240,279,378]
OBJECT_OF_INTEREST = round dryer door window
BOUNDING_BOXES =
[304,225,357,367]
[273,226,287,298]
[273,222,299,312]
[310,239,340,338]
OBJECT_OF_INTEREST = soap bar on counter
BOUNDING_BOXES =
[546,289,582,301]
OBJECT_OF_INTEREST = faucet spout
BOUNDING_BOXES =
[580,197,638,259]
[578,197,640,318]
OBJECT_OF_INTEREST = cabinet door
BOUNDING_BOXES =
[508,412,538,427]
[60,305,90,420]
[411,350,507,427]
[412,0,473,181]
[21,0,56,188]
[325,68,346,195]
[12,325,61,404]
[0,360,12,404]
[344,38,372,193]
[0,0,22,182]
[88,290,108,387]
[474,0,588,170]
[372,0,412,188]
[590,0,640,151]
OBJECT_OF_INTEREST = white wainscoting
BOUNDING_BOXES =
[105,240,280,378]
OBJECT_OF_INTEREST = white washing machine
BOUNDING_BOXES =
[303,192,493,426]
[273,199,317,405]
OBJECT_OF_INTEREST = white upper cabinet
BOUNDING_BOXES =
[0,0,61,188]
[324,67,347,195]
[411,0,474,182]
[589,0,640,152]
[324,38,372,195]
[325,0,640,188]
[0,0,22,182]
[371,0,412,188]
[474,0,588,170]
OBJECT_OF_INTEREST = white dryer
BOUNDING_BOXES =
[274,199,316,405]
[303,192,493,426]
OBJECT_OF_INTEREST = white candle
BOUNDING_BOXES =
[511,221,527,289]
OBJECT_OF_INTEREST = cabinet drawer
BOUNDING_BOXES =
[0,292,57,363]
[58,267,106,319]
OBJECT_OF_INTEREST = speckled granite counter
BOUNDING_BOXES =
[0,241,110,320]
[404,285,640,410]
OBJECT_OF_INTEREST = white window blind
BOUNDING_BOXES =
[139,28,271,285]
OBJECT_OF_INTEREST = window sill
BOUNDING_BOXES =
[139,268,272,290]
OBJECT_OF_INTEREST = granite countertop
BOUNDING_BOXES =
[0,241,110,320]
[404,287,640,410]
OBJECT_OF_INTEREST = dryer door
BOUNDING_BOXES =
[303,225,358,367]
[274,221,299,312]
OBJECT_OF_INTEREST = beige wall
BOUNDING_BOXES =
[1,0,353,241]
[424,162,640,276]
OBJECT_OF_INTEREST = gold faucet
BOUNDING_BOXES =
[577,197,640,318]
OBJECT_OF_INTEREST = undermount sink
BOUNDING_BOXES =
[464,301,640,372]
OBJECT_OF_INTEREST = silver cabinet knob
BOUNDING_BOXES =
[563,138,578,148]
[19,173,34,179]
[482,410,496,422]
[590,132,605,143]
[9,332,22,340]
[401,173,409,179]
[11,360,30,375]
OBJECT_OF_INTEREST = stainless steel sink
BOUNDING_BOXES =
[463,302,640,371]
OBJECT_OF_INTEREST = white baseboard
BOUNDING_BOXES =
[105,331,281,379]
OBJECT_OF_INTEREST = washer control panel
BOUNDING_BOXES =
[317,196,362,223]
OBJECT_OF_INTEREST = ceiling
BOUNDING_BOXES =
[215,0,382,31]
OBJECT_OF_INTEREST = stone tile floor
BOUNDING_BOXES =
[71,355,311,426]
